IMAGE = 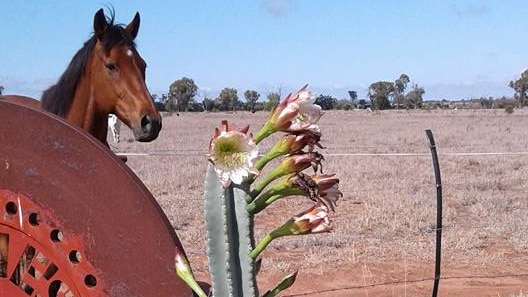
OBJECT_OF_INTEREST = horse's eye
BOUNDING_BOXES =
[105,63,117,71]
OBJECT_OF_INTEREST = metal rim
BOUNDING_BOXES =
[0,101,192,297]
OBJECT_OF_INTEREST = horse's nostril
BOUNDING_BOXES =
[136,114,161,142]
[141,114,152,133]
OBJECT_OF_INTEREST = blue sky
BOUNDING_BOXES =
[1,1,527,100]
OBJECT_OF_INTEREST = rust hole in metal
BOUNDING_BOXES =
[49,280,62,297]
[44,263,58,280]
[28,213,40,226]
[21,281,34,295]
[10,245,36,291]
[5,201,17,215]
[50,230,63,242]
[69,250,81,264]
[0,233,8,277]
[84,274,97,287]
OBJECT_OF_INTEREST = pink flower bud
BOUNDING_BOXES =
[268,85,323,132]
[273,204,332,236]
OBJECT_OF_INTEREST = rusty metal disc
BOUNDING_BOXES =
[0,101,192,296]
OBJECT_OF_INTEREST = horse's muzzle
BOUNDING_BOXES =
[134,114,162,142]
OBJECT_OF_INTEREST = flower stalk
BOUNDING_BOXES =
[250,233,272,259]
[250,204,332,259]
[253,121,276,144]
[175,252,207,297]
[247,174,302,213]
[262,271,299,297]
[255,133,322,171]
[250,152,324,199]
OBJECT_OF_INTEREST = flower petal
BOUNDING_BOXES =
[209,121,259,186]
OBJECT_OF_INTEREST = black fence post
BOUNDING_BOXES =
[425,129,443,297]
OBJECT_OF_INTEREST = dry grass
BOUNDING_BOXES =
[509,292,528,297]
[110,109,528,279]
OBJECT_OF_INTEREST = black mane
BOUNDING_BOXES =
[41,13,136,116]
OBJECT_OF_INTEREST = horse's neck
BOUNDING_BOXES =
[66,79,109,146]
[90,113,110,146]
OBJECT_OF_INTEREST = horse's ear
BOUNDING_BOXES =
[94,9,108,40]
[126,12,140,40]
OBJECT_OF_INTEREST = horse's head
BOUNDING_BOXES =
[90,9,161,142]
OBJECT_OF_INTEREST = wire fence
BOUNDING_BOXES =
[116,147,528,296]
[116,150,528,157]
[282,273,528,296]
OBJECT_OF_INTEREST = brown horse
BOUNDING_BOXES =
[1,9,161,145]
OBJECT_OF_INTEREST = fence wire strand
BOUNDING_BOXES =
[116,150,528,157]
[116,147,528,295]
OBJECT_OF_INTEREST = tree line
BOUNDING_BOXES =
[158,75,427,113]
[2,67,527,111]
[366,74,426,110]
[154,77,282,113]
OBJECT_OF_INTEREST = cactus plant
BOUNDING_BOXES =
[204,165,258,296]
[177,85,342,297]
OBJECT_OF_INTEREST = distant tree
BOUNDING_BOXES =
[168,77,198,112]
[187,101,205,112]
[404,84,425,109]
[244,90,260,112]
[150,94,166,112]
[357,99,369,109]
[335,99,352,110]
[218,87,239,111]
[509,69,528,107]
[165,98,177,114]
[495,96,516,109]
[479,97,494,109]
[393,74,410,109]
[264,92,280,111]
[202,98,214,112]
[315,94,337,110]
[253,102,265,112]
[368,81,394,110]
[275,85,284,100]
[0,85,4,96]
[348,90,357,106]
[394,74,410,95]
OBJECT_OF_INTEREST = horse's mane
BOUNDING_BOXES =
[41,11,137,116]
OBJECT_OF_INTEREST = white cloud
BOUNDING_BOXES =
[261,0,298,18]
[454,3,490,16]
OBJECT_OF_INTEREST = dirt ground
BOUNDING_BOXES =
[191,239,528,297]
[257,257,528,296]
